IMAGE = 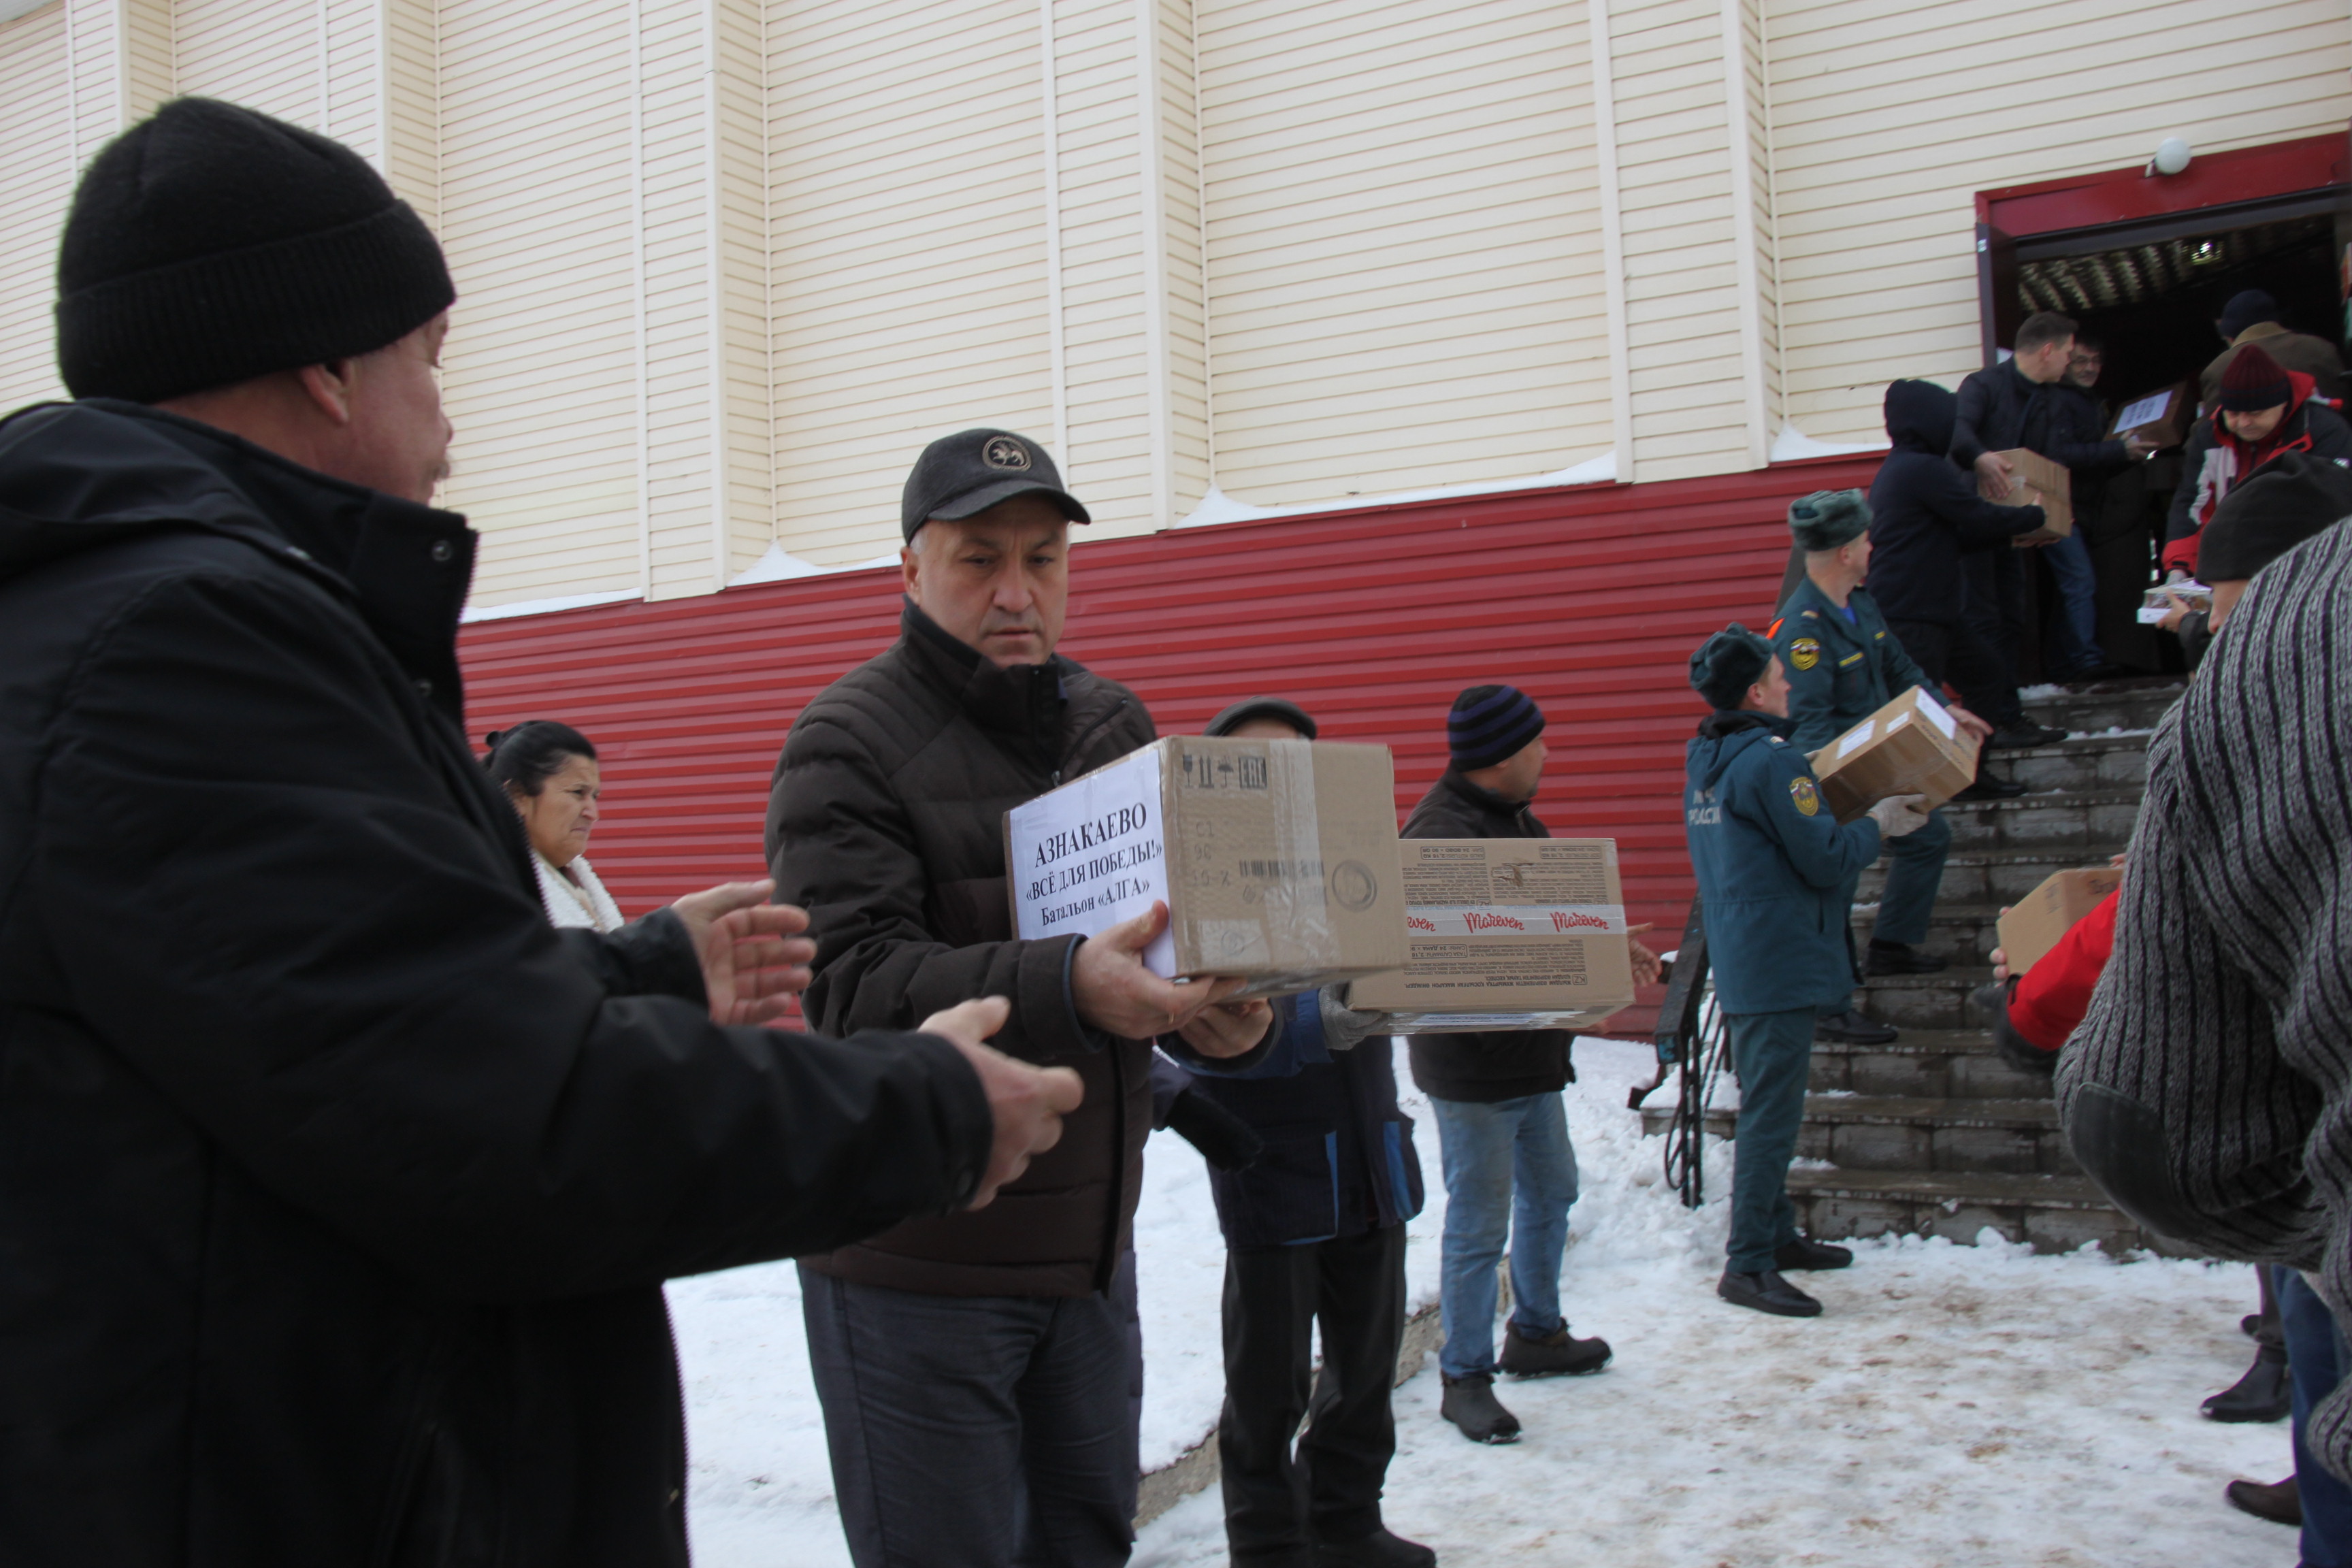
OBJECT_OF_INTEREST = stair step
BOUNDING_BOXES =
[1639,1094,2072,1175]
[1938,787,2144,851]
[1810,1028,2053,1100]
[2019,679,2187,736]
[1858,844,2134,904]
[1987,734,2152,794]
[1855,968,1997,1029]
[1783,1167,2183,1256]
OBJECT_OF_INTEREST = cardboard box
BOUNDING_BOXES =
[1976,447,2072,544]
[1811,685,1982,823]
[1004,736,1406,998]
[2138,581,2212,625]
[2106,380,2195,449]
[1996,866,2123,977]
[1342,838,1636,1032]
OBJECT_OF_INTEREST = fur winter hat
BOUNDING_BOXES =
[56,98,453,403]
[1689,623,1775,711]
[1788,489,1871,552]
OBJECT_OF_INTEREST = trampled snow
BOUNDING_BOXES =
[671,1039,2295,1567]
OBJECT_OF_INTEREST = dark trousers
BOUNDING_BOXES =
[799,1260,1141,1568]
[1959,549,2027,723]
[1884,614,2019,733]
[1220,1224,1407,1562]
[1726,1007,1815,1272]
[2279,1267,2352,1568]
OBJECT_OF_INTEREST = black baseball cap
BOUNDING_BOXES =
[900,428,1091,541]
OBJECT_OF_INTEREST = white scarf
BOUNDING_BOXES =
[533,851,626,933]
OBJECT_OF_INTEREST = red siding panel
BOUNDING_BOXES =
[459,457,1883,1033]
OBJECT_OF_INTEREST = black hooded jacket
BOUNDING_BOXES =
[0,400,992,1567]
[1865,380,2046,625]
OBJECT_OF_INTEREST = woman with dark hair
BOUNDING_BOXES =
[484,719,624,932]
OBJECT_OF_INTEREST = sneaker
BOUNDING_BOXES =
[1718,1267,1823,1318]
[1952,775,2030,801]
[2203,1350,2292,1423]
[1439,1373,1521,1444]
[1814,1009,1897,1045]
[2224,1475,2301,1528]
[1314,1526,1439,1567]
[1984,721,2068,749]
[1499,1321,1612,1377]
[1774,1235,1854,1271]
[1867,939,1946,976]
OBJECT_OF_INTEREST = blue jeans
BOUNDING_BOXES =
[1726,1008,1815,1273]
[2280,1267,2352,1568]
[1428,1092,1578,1378]
[800,1260,1141,1568]
[2043,531,2100,674]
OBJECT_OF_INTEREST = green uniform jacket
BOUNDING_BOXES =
[1769,578,1934,753]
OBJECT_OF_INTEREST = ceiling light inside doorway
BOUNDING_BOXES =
[2149,137,2193,177]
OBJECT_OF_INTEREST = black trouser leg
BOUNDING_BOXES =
[1298,1224,1407,1548]
[1959,552,2027,726]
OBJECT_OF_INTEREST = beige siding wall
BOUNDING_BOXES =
[0,5,73,412]
[3,0,2350,607]
[1198,0,1610,504]
[1770,0,2352,445]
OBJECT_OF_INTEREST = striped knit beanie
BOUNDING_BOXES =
[1448,685,1546,772]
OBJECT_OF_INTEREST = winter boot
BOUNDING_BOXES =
[1984,721,2068,749]
[1975,982,2059,1077]
[1439,1373,1521,1444]
[1314,1526,1439,1567]
[1952,774,2029,801]
[1717,1267,1823,1318]
[1498,1322,1612,1378]
[1774,1235,1854,1271]
[2203,1348,2292,1423]
[1867,939,1946,976]
[1813,1009,1897,1046]
[2224,1474,2301,1527]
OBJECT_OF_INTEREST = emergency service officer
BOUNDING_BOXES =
[1685,625,1933,1318]
[1769,491,1993,1046]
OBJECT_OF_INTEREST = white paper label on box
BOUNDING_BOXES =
[1007,745,1176,975]
[1836,724,1875,759]
[2115,389,2172,431]
[1405,904,1626,936]
[1914,689,1957,739]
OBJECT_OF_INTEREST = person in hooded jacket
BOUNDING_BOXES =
[0,99,1082,1568]
[2165,342,2352,579]
[1684,627,1933,1318]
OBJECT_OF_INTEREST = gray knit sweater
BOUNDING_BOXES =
[2059,524,2350,1472]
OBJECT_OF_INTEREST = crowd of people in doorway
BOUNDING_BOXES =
[11,91,2352,1568]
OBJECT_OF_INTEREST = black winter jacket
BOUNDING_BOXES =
[0,402,992,1567]
[770,602,1247,1297]
[1866,380,2045,625]
[1950,358,2059,470]
[1399,770,1578,1102]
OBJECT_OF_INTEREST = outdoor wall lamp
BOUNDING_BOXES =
[2147,138,2193,178]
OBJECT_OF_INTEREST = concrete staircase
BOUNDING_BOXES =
[1641,679,2188,1254]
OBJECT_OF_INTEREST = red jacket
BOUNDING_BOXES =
[2007,890,2118,1052]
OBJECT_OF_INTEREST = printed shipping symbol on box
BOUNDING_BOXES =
[1977,447,2072,544]
[1811,685,1981,823]
[1996,866,2123,977]
[1004,737,1406,999]
[1344,838,1635,1032]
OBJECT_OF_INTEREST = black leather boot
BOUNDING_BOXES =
[1498,1322,1611,1377]
[1814,1009,1897,1045]
[1314,1526,1438,1567]
[1867,938,1946,975]
[2203,1349,2292,1423]
[2224,1474,2301,1526]
[1774,1235,1854,1271]
[1717,1267,1823,1318]
[1439,1373,1521,1444]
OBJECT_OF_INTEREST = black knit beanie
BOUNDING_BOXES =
[56,98,455,403]
[2200,453,2352,582]
[1448,685,1545,771]
[1788,489,1871,552]
[1689,623,1774,710]
[1204,697,1319,740]
[2218,343,2293,415]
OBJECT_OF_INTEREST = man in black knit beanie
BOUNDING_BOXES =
[0,97,1069,1565]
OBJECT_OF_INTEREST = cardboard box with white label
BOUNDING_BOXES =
[1810,685,1982,823]
[1977,447,2072,543]
[1004,736,1407,998]
[2106,380,2195,449]
[1996,866,2123,977]
[2138,582,2212,625]
[1343,838,1636,1032]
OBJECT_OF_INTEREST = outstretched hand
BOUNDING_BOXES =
[1947,704,1994,741]
[919,997,1085,1209]
[670,879,818,1026]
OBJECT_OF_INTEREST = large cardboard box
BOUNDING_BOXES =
[1977,447,2072,544]
[1343,838,1636,1032]
[1004,736,1406,998]
[1996,866,2123,977]
[2106,380,2195,448]
[1811,685,1982,823]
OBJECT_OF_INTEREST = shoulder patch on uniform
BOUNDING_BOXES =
[1788,777,1821,817]
[1788,636,1822,672]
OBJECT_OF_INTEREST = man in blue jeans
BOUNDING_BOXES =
[1401,685,1660,1443]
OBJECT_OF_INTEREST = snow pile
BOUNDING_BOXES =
[2068,725,2158,741]
[673,1039,2292,1567]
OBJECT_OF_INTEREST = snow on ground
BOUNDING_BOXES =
[672,1039,2294,1568]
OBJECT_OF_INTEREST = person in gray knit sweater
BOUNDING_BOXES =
[2057,515,2352,1482]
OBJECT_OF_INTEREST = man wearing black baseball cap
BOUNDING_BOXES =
[768,429,1275,1567]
